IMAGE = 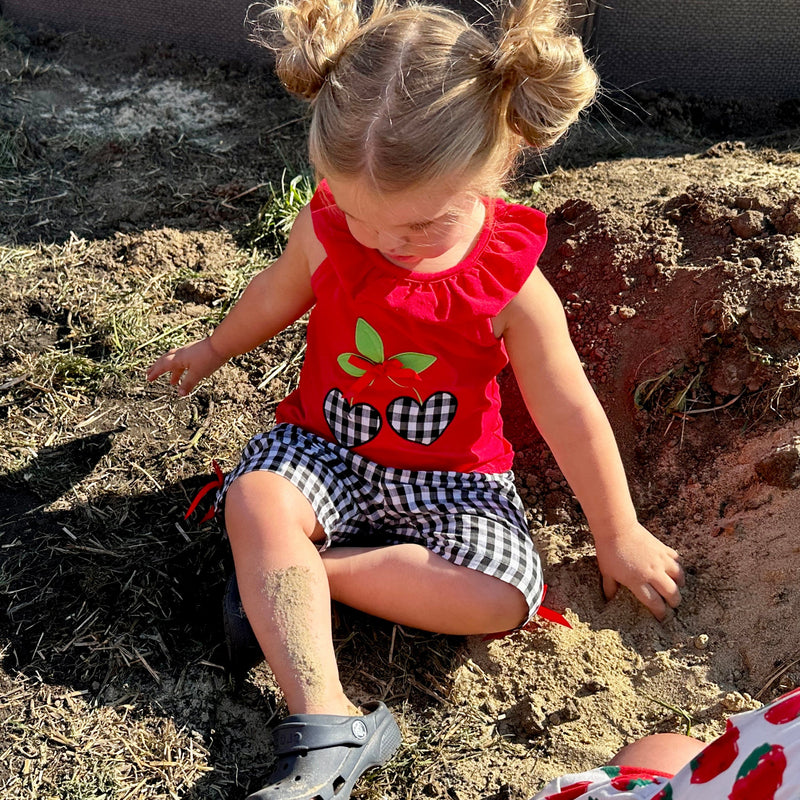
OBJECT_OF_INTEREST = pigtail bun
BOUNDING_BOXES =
[249,0,365,99]
[495,0,598,148]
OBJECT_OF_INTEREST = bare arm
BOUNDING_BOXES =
[496,268,684,619]
[147,204,323,395]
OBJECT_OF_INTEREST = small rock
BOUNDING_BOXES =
[694,634,709,650]
[703,141,746,158]
[547,698,580,726]
[653,246,671,264]
[175,279,224,305]
[755,440,800,489]
[618,306,636,319]
[512,698,547,736]
[771,197,800,235]
[730,210,766,239]
[721,692,758,712]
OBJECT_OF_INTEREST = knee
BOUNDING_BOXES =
[224,471,319,541]
[608,733,705,774]
[483,582,529,634]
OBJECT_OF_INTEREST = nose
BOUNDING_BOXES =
[376,229,406,252]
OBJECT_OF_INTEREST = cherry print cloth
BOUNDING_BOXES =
[530,687,800,800]
[275,180,548,473]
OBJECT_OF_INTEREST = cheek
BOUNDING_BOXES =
[412,225,459,251]
[346,219,376,248]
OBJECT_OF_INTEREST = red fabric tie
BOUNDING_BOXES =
[184,459,224,523]
[346,355,423,403]
[482,584,572,641]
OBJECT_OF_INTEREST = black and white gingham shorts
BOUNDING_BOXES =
[217,423,544,624]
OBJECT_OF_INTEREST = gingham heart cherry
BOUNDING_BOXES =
[323,388,382,448]
[386,392,457,445]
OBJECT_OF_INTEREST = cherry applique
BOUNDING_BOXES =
[690,720,741,783]
[728,743,786,800]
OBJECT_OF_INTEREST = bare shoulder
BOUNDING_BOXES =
[285,203,327,277]
[492,267,568,340]
[498,266,588,390]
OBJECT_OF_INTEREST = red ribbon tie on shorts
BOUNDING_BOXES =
[184,459,225,523]
[483,584,572,640]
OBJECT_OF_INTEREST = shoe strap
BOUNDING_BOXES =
[273,714,374,755]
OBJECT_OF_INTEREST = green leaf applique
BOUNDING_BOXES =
[355,318,384,363]
[337,353,366,377]
[390,352,437,373]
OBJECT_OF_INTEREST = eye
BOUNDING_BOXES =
[408,212,460,233]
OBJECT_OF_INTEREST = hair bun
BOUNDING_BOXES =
[249,0,362,100]
[495,0,598,148]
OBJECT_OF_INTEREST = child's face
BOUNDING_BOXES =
[325,173,484,271]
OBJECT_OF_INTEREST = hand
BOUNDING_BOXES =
[593,522,684,621]
[146,337,227,396]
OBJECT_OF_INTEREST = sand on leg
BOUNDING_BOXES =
[224,470,356,716]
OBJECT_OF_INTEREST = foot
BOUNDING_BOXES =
[247,701,402,800]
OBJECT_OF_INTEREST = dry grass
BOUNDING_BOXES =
[0,122,295,793]
[0,135,512,797]
[0,668,211,800]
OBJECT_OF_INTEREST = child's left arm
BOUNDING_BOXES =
[496,268,684,620]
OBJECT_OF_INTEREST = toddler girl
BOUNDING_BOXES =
[148,1,684,798]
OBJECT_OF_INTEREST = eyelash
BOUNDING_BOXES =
[343,211,460,233]
[409,213,459,233]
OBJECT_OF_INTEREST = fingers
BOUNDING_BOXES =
[634,583,669,622]
[602,574,619,602]
[596,526,686,620]
[655,574,683,610]
[146,350,192,394]
[630,570,683,621]
[146,349,178,382]
[667,556,686,588]
[174,370,197,396]
[145,361,165,382]
[604,562,684,621]
[648,543,685,611]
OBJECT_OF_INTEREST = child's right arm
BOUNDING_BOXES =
[146,205,322,396]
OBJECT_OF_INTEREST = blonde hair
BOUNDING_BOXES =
[252,0,598,192]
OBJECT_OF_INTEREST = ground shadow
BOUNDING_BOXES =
[0,431,229,683]
[0,432,469,798]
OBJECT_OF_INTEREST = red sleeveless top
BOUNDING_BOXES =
[275,181,548,473]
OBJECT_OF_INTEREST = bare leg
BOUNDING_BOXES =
[321,544,529,634]
[224,471,355,717]
[227,475,527,715]
[607,733,706,775]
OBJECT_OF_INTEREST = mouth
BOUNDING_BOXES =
[382,251,422,265]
